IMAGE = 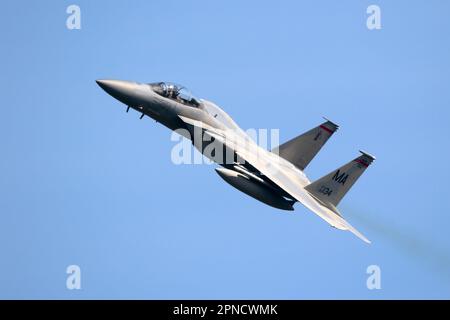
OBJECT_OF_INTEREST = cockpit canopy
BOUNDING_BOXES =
[150,82,201,107]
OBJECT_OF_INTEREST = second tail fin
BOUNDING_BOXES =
[305,151,375,208]
[272,118,339,171]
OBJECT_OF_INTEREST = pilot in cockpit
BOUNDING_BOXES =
[166,84,177,99]
[150,82,201,108]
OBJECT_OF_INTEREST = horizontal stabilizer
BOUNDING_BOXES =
[272,118,339,170]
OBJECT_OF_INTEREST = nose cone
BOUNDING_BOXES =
[96,79,137,104]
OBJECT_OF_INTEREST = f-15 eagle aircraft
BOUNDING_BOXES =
[96,79,375,243]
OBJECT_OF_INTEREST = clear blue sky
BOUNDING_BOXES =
[1,0,449,299]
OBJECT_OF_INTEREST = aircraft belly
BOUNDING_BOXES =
[215,168,294,211]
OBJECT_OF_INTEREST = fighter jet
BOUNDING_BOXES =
[96,79,375,243]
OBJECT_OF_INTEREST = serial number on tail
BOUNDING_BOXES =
[318,186,333,196]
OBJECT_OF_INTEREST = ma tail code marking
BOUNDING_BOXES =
[333,170,348,185]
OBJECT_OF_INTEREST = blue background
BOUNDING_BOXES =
[1,0,449,299]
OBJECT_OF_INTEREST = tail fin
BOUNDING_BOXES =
[305,151,375,207]
[272,118,339,170]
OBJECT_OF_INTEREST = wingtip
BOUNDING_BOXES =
[350,227,371,244]
[340,219,372,244]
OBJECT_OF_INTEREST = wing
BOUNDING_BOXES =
[229,137,371,244]
[178,115,370,243]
